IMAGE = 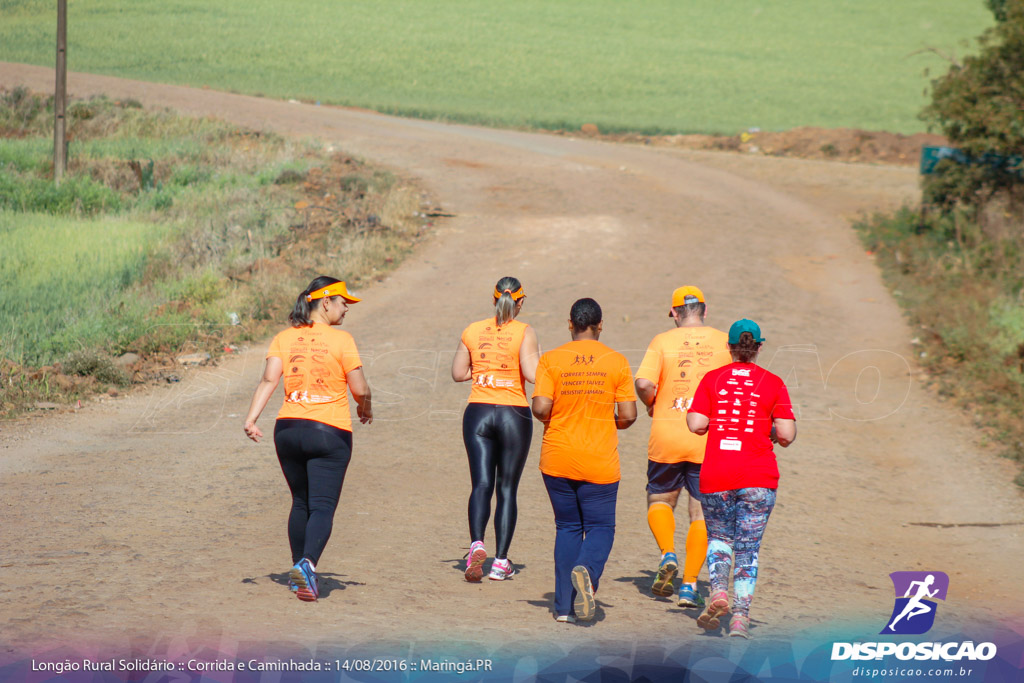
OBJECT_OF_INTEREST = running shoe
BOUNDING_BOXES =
[555,614,577,624]
[289,558,319,602]
[465,541,487,582]
[488,557,516,581]
[676,583,705,608]
[570,565,597,622]
[651,552,678,597]
[729,614,750,639]
[696,590,730,630]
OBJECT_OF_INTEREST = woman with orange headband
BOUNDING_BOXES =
[452,276,541,582]
[244,275,372,602]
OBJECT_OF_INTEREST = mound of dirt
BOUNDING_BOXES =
[564,125,947,166]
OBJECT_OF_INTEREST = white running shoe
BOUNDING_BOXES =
[488,557,516,581]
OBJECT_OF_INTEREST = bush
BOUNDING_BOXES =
[62,350,130,387]
[922,0,1024,212]
[855,208,1024,470]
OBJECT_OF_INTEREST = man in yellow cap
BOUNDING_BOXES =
[634,286,731,608]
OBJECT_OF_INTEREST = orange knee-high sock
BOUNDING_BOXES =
[647,502,676,555]
[683,520,708,584]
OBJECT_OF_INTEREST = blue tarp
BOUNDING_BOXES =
[920,145,1023,176]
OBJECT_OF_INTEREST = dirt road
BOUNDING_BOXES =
[1,64,1021,667]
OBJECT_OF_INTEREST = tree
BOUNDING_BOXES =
[922,0,1024,212]
[987,0,1010,23]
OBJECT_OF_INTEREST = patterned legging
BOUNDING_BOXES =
[700,487,777,617]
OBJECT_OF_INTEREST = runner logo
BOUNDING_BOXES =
[670,397,692,413]
[881,571,948,635]
[832,571,996,663]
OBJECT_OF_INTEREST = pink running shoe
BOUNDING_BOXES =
[729,614,750,639]
[488,557,516,581]
[465,541,487,582]
[696,590,730,630]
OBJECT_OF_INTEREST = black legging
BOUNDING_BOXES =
[463,403,533,559]
[274,418,353,565]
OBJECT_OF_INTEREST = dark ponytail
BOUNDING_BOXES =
[289,275,341,327]
[728,332,762,364]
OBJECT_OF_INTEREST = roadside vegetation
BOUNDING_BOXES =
[0,0,992,135]
[856,0,1024,484]
[0,87,430,414]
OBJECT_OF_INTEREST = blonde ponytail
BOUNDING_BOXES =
[493,276,523,327]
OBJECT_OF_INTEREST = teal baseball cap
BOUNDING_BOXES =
[728,319,765,344]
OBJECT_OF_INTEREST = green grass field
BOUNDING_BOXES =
[0,90,422,384]
[0,0,993,134]
[0,212,168,365]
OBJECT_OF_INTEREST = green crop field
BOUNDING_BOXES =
[0,211,167,364]
[0,90,422,385]
[0,0,993,134]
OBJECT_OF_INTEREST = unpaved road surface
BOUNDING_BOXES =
[2,64,1022,666]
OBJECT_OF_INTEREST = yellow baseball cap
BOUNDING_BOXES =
[669,286,705,315]
[307,281,361,303]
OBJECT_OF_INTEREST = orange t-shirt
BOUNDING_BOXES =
[267,322,362,432]
[461,318,529,407]
[532,339,636,484]
[635,326,731,463]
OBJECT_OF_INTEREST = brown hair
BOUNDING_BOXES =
[673,302,706,321]
[729,332,762,363]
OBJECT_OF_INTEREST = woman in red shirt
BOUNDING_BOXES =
[686,319,796,638]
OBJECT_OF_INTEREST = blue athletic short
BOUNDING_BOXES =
[647,460,702,498]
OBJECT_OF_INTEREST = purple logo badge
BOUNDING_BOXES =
[881,571,949,635]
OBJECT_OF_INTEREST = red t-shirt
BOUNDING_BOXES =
[689,362,795,493]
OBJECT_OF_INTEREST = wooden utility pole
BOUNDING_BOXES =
[54,0,68,185]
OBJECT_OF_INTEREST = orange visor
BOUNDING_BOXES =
[494,285,526,301]
[307,281,361,303]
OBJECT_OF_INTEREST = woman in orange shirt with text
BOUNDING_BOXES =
[451,277,541,582]
[243,276,372,602]
[531,298,637,623]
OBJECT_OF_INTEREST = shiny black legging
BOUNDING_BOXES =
[274,418,353,566]
[463,403,533,559]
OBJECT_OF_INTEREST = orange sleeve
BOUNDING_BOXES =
[634,338,662,385]
[533,355,555,399]
[267,332,283,360]
[337,333,362,373]
[614,356,637,402]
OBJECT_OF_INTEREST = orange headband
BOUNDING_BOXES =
[494,285,525,301]
[306,281,361,303]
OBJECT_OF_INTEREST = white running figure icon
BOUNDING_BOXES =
[888,574,939,630]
